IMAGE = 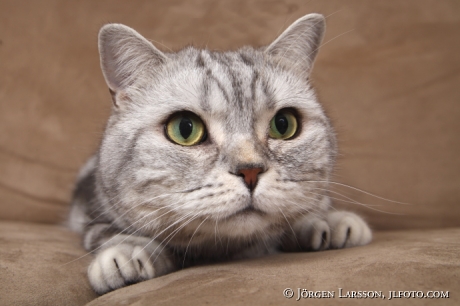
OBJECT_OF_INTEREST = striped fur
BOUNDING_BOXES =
[69,14,371,295]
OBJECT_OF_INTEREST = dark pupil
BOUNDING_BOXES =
[275,114,288,135]
[179,117,193,139]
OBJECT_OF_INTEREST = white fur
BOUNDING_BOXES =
[68,200,89,233]
[88,244,156,294]
[294,211,372,251]
[71,13,373,295]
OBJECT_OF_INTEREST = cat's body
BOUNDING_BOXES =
[69,14,372,295]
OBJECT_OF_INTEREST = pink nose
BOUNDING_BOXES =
[237,167,263,191]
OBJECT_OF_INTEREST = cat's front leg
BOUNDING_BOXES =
[284,211,372,251]
[84,224,176,294]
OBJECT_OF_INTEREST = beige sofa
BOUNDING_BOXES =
[1,1,459,305]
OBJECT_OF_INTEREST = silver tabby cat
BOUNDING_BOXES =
[69,13,372,295]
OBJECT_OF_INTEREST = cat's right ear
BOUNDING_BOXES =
[98,24,167,107]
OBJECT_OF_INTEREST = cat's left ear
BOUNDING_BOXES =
[265,13,325,76]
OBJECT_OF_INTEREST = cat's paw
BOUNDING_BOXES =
[327,211,372,249]
[293,216,331,251]
[293,211,371,251]
[88,244,157,294]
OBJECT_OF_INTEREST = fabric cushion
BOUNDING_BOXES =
[86,227,460,305]
[3,221,456,305]
[0,221,97,305]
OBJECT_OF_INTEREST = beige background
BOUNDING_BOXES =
[1,0,459,230]
[1,1,459,305]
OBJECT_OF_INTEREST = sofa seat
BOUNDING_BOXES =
[1,221,458,305]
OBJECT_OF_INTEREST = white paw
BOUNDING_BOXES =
[327,211,372,249]
[293,211,371,251]
[295,217,331,251]
[88,244,156,294]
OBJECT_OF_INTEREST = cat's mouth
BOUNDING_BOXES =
[227,203,265,219]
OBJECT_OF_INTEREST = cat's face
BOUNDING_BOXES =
[97,14,336,247]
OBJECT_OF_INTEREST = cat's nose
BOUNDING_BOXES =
[237,167,264,192]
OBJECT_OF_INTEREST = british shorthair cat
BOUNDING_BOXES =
[69,13,372,294]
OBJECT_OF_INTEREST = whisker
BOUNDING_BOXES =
[182,216,209,268]
[60,200,193,267]
[149,213,202,265]
[105,212,199,282]
[298,29,354,69]
[214,218,223,248]
[60,206,174,267]
[296,180,410,205]
[276,205,301,249]
[87,192,175,228]
[307,190,404,215]
[284,198,322,217]
[308,189,383,208]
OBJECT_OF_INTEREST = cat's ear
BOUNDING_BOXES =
[98,24,167,103]
[265,13,325,76]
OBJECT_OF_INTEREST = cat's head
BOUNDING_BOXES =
[96,14,336,247]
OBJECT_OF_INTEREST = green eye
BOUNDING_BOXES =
[166,112,206,146]
[269,109,298,140]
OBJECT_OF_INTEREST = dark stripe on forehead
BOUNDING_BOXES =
[229,56,245,109]
[228,70,244,109]
[250,70,259,103]
[196,51,210,111]
[210,51,233,66]
[204,51,259,122]
[207,52,244,109]
[261,78,276,109]
[196,52,205,68]
[206,69,230,105]
[200,73,210,111]
[239,52,254,67]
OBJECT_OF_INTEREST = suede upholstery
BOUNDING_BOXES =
[1,0,459,305]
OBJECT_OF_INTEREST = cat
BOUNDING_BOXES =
[68,13,372,295]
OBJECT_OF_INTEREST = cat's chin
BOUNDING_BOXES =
[218,208,273,238]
